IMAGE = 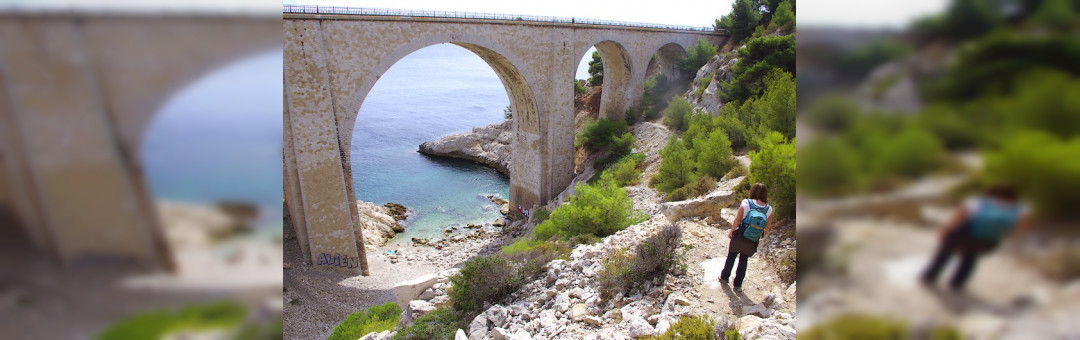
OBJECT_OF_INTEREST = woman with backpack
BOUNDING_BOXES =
[921,183,1031,291]
[720,183,773,290]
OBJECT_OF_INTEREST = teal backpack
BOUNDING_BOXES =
[740,200,770,242]
[968,198,1023,241]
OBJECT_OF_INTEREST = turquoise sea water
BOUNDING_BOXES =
[352,44,511,243]
[142,49,284,231]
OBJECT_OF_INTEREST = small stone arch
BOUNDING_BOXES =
[574,39,634,120]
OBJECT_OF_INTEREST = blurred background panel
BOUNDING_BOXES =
[0,1,284,339]
[797,0,1080,338]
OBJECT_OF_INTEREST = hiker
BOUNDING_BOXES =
[720,183,773,290]
[921,183,1031,291]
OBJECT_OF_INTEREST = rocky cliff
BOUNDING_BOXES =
[418,119,512,176]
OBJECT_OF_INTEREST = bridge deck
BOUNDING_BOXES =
[283,5,726,36]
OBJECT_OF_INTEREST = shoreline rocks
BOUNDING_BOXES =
[419,120,512,176]
[357,201,410,247]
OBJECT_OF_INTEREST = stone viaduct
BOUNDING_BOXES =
[283,6,726,274]
[0,10,280,270]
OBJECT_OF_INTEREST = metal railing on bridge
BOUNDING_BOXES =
[283,5,720,33]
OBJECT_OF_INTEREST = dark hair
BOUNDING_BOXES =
[986,182,1018,202]
[749,183,768,202]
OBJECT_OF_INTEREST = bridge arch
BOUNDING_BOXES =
[342,34,542,152]
[575,39,634,120]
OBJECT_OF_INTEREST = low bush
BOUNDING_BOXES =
[749,132,796,219]
[449,256,519,314]
[651,137,694,194]
[646,315,717,340]
[869,125,945,179]
[800,315,908,340]
[805,93,860,133]
[663,97,695,132]
[696,129,737,181]
[983,131,1080,219]
[797,137,861,197]
[610,156,643,187]
[694,73,713,98]
[575,118,629,150]
[501,238,545,255]
[532,208,551,224]
[328,302,401,340]
[610,133,636,158]
[667,175,718,202]
[535,172,646,240]
[567,233,602,247]
[391,309,464,340]
[96,301,248,340]
[915,105,977,150]
[714,111,748,150]
[598,225,682,300]
[574,80,587,96]
[724,163,749,181]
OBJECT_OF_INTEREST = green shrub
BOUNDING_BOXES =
[679,38,719,73]
[667,175,718,202]
[610,156,643,187]
[532,208,551,224]
[651,137,694,194]
[503,105,513,120]
[663,97,695,131]
[502,239,545,255]
[567,233,602,247]
[694,73,713,98]
[610,133,636,158]
[449,256,519,313]
[797,137,862,197]
[392,309,464,340]
[233,317,283,340]
[870,125,944,179]
[575,118,630,150]
[749,132,796,219]
[534,172,646,240]
[800,315,908,340]
[646,315,716,340]
[696,129,736,181]
[805,93,861,133]
[983,131,1080,219]
[725,163,749,181]
[598,225,682,300]
[714,110,748,150]
[574,80,587,95]
[624,108,638,126]
[96,301,248,340]
[328,302,402,340]
[915,105,977,149]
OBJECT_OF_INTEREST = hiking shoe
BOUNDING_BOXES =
[718,277,728,284]
[733,285,742,291]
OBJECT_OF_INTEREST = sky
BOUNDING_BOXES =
[4,0,952,29]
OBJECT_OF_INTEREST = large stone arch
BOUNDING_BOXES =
[574,39,634,120]
[648,42,690,83]
[332,35,544,253]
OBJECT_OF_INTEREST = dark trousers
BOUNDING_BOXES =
[921,229,991,290]
[720,251,750,287]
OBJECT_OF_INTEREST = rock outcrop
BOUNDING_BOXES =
[660,175,745,223]
[356,201,408,247]
[419,119,512,175]
[157,201,252,248]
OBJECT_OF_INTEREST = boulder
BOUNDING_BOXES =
[455,329,468,340]
[491,327,510,340]
[742,303,771,318]
[468,314,489,340]
[408,300,437,319]
[625,314,655,337]
[419,119,512,175]
[393,274,438,310]
[660,186,739,222]
[570,303,590,322]
[356,201,405,246]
